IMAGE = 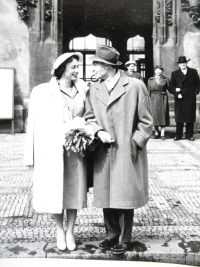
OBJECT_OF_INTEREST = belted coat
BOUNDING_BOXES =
[170,67,200,122]
[147,75,170,126]
[84,73,153,209]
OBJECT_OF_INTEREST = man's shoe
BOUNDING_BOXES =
[174,136,182,141]
[153,135,160,139]
[99,239,118,250]
[161,136,165,140]
[112,242,130,255]
[188,137,194,141]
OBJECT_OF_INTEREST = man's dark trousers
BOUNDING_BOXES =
[103,208,134,243]
[176,122,194,138]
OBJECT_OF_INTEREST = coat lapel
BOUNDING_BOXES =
[107,76,128,107]
[48,77,64,105]
[95,81,110,106]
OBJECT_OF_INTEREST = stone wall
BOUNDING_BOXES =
[0,0,29,132]
[153,0,200,132]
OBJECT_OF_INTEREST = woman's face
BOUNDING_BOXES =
[155,68,163,76]
[62,58,80,81]
[127,64,136,72]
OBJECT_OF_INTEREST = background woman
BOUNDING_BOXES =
[124,60,144,82]
[147,65,170,140]
[24,52,88,251]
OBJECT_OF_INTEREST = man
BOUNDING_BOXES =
[170,56,200,141]
[84,45,153,255]
[124,60,144,82]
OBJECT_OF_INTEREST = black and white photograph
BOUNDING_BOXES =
[0,1,200,267]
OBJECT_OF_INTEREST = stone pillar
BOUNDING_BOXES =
[23,0,63,132]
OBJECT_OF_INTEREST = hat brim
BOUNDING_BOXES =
[90,56,122,66]
[177,59,190,64]
[125,62,136,67]
[52,52,83,75]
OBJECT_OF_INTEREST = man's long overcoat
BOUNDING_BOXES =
[170,67,200,122]
[84,74,153,209]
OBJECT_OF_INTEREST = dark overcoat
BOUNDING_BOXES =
[147,75,170,126]
[124,70,144,82]
[84,74,153,209]
[169,67,200,122]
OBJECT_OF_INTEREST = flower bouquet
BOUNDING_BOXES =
[64,117,95,157]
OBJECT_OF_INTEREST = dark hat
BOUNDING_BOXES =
[177,56,190,64]
[155,65,164,71]
[90,45,122,65]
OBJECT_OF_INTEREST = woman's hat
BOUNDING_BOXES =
[90,45,122,65]
[125,60,137,68]
[51,52,83,75]
[177,56,190,64]
[155,65,164,71]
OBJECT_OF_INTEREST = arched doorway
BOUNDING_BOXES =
[62,0,153,84]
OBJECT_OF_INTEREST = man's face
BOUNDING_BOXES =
[179,62,187,70]
[92,61,108,80]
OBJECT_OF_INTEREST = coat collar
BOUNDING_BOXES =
[48,77,86,102]
[176,67,193,80]
[48,77,64,104]
[95,75,128,107]
[149,75,167,81]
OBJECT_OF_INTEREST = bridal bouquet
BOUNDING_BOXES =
[64,117,95,157]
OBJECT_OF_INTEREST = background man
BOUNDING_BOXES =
[170,56,200,141]
[84,45,153,255]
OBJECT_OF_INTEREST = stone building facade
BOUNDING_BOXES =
[0,0,199,132]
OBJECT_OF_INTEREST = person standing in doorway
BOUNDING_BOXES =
[124,60,144,82]
[170,56,200,141]
[84,45,153,255]
[147,65,170,140]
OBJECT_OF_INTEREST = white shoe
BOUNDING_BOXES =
[57,230,67,250]
[66,232,76,251]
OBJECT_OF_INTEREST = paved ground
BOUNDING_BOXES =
[0,133,200,266]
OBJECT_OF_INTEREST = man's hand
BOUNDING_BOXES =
[131,140,138,163]
[97,131,115,144]
[178,94,183,99]
[176,88,181,92]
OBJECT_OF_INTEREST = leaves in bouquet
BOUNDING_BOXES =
[64,128,94,157]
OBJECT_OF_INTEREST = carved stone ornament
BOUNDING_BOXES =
[155,0,173,26]
[181,0,200,25]
[16,0,37,20]
[45,0,52,21]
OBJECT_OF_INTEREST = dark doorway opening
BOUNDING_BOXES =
[62,0,153,84]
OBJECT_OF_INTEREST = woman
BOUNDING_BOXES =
[124,60,144,82]
[147,65,170,140]
[24,52,88,251]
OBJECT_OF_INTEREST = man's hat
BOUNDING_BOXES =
[51,52,83,75]
[177,56,190,64]
[125,60,137,68]
[90,45,122,65]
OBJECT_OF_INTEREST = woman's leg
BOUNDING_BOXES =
[154,126,159,136]
[54,211,66,250]
[161,126,165,137]
[66,209,77,250]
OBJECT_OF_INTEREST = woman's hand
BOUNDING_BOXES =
[97,131,115,144]
[178,94,183,99]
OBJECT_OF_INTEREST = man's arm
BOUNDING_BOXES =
[84,88,114,144]
[132,83,153,149]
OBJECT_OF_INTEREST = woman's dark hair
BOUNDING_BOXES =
[54,55,80,79]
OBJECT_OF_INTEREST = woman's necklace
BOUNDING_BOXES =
[57,79,74,96]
